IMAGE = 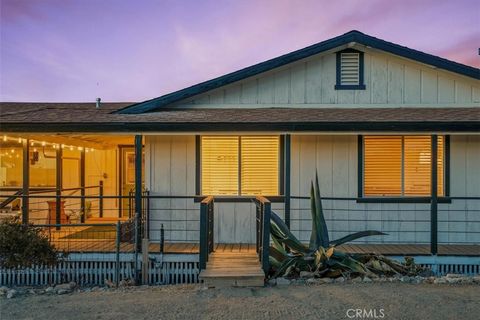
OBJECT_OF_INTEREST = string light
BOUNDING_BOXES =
[1,135,95,154]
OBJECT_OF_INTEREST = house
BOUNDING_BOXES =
[1,30,479,285]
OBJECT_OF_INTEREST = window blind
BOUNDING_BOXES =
[201,136,239,195]
[363,135,444,197]
[240,136,279,195]
[340,52,360,85]
[404,136,444,196]
[201,136,280,196]
[364,136,402,196]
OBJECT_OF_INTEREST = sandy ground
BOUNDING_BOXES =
[1,283,479,320]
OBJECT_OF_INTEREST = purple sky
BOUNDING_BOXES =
[1,0,479,102]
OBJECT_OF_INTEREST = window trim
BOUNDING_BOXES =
[334,49,366,90]
[357,135,450,203]
[196,135,284,197]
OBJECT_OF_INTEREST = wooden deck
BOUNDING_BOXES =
[155,243,480,256]
[43,227,479,256]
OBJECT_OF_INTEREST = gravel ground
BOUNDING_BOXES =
[1,283,479,320]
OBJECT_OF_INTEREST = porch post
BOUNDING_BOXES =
[22,139,29,224]
[80,148,86,223]
[284,134,291,228]
[430,135,438,255]
[134,135,143,250]
[56,146,63,229]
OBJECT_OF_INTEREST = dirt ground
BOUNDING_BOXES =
[1,283,479,320]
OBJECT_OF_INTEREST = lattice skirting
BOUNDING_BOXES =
[0,253,199,287]
[393,256,480,276]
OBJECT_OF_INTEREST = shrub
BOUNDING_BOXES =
[0,217,60,268]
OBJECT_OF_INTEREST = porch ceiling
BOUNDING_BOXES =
[3,133,134,149]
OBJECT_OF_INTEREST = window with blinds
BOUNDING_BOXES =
[201,136,279,196]
[241,136,279,195]
[201,136,239,195]
[363,135,444,197]
[340,52,360,85]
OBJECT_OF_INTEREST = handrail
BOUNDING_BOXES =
[254,195,271,274]
[0,185,101,193]
[290,195,480,201]
[199,195,214,270]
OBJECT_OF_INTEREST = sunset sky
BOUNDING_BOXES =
[1,0,478,102]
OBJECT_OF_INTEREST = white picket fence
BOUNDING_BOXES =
[0,253,199,287]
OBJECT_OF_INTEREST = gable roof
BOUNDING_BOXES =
[117,30,480,114]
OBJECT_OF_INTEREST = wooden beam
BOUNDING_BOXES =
[56,147,63,229]
[134,135,143,250]
[284,134,291,228]
[431,135,438,255]
[22,139,29,224]
[80,148,85,223]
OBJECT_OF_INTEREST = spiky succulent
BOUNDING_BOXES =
[269,173,425,278]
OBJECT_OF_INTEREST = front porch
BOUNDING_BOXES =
[1,133,479,287]
[0,133,140,224]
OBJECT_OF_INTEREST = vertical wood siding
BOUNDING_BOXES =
[291,135,480,245]
[146,135,478,245]
[145,136,283,244]
[171,50,479,107]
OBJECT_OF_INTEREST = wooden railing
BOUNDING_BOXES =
[254,195,271,274]
[199,195,214,270]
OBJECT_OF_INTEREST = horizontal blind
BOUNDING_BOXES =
[241,136,279,195]
[340,52,360,85]
[201,136,239,195]
[364,136,402,196]
[404,136,444,196]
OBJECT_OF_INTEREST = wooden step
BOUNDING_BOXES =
[199,251,265,287]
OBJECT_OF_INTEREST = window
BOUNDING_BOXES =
[335,49,365,90]
[362,135,445,197]
[201,136,280,196]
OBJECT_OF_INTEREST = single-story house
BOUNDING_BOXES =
[1,30,479,285]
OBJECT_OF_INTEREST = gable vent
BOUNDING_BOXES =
[340,52,360,85]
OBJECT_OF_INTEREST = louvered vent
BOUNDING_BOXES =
[340,52,360,85]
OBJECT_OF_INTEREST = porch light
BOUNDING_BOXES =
[2,135,6,142]
[69,146,73,151]
[41,141,46,146]
[18,138,22,143]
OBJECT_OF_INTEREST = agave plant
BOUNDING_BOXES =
[269,173,425,279]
